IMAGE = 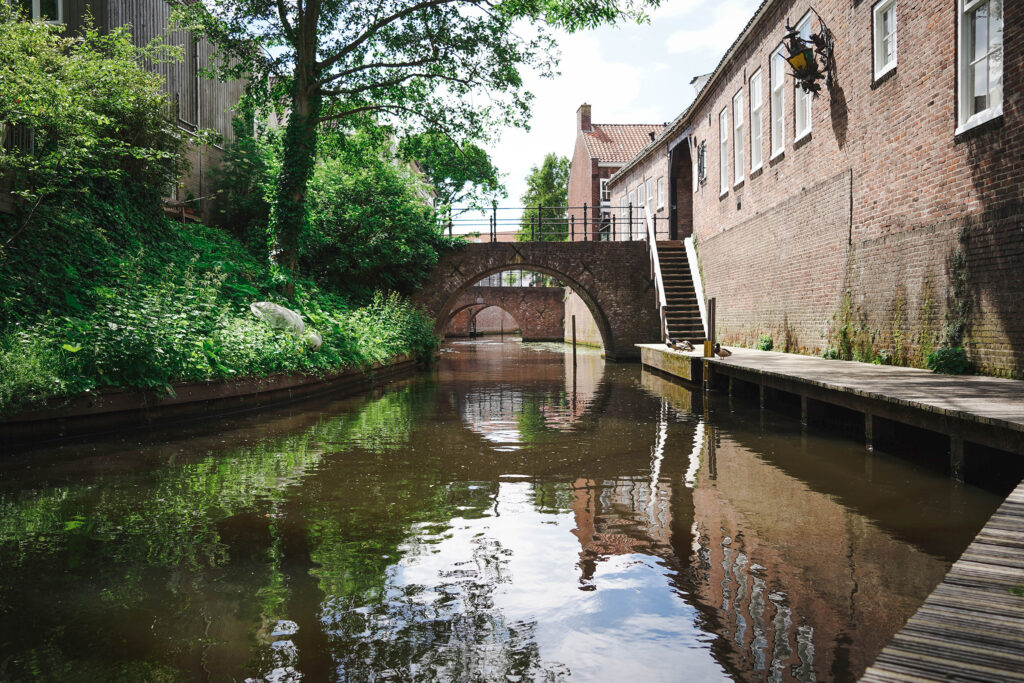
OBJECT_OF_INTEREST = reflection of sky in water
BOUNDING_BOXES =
[364,482,730,682]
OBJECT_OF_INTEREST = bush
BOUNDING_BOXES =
[926,346,970,375]
[0,8,186,245]
[757,334,773,351]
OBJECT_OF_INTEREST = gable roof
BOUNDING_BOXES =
[582,124,663,164]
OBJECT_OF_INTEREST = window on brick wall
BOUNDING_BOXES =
[620,196,628,221]
[873,0,898,80]
[599,178,610,203]
[18,0,62,22]
[628,190,635,217]
[794,13,813,140]
[733,90,744,185]
[637,181,646,219]
[645,178,653,213]
[657,176,665,209]
[750,69,764,172]
[719,108,729,196]
[957,0,1003,134]
[770,47,785,158]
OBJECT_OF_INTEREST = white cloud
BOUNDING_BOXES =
[665,1,760,54]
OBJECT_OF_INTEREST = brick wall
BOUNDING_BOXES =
[564,290,603,347]
[617,0,1024,375]
[442,286,565,341]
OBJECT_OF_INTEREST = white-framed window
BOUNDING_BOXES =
[657,176,665,209]
[599,178,610,202]
[620,195,628,221]
[719,108,729,196]
[637,182,646,218]
[794,13,813,141]
[645,178,653,212]
[733,90,745,185]
[18,0,62,22]
[628,190,635,214]
[873,0,898,80]
[770,46,786,158]
[957,0,1003,134]
[750,69,764,171]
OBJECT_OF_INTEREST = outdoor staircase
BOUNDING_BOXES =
[657,241,705,343]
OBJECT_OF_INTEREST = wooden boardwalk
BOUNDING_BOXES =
[861,480,1024,681]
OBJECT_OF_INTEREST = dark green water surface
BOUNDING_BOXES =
[0,340,1005,681]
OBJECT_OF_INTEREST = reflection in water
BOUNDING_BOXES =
[0,341,1006,681]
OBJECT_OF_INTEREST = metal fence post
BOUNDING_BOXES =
[628,203,633,241]
[570,214,575,241]
[583,203,588,241]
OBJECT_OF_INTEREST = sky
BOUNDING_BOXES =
[465,0,761,233]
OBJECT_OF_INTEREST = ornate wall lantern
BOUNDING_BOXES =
[783,8,836,96]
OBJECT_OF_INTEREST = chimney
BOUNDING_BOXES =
[648,131,656,142]
[577,103,592,133]
[690,73,712,97]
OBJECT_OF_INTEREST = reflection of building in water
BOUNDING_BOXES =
[686,429,951,681]
[570,477,675,584]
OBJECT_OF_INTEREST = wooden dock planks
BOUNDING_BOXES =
[861,482,1024,681]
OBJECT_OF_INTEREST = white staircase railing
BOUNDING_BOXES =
[644,209,669,342]
[684,237,708,338]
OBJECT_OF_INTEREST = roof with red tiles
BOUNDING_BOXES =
[582,124,664,164]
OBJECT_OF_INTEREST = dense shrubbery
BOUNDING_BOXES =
[0,13,445,416]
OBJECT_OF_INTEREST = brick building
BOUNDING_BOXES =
[608,0,1022,376]
[568,104,661,240]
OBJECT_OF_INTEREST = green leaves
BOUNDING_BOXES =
[518,152,570,241]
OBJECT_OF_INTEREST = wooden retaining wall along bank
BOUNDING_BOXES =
[639,344,1024,680]
[0,355,419,448]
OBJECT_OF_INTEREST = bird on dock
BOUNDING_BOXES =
[713,343,732,358]
[667,338,694,352]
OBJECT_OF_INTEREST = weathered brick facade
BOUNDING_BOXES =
[413,242,660,360]
[444,286,566,341]
[610,0,1023,376]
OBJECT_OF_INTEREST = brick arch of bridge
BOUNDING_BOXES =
[444,286,565,341]
[414,242,660,360]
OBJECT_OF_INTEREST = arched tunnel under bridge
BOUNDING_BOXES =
[413,242,661,360]
[444,285,566,341]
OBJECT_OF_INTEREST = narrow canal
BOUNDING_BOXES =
[0,340,1005,681]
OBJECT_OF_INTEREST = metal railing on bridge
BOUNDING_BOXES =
[441,205,673,242]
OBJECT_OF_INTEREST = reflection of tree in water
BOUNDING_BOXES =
[0,382,443,681]
[314,532,568,682]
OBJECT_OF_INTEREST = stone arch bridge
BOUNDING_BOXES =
[446,286,566,341]
[413,242,661,360]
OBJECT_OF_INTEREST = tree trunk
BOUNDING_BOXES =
[271,14,321,298]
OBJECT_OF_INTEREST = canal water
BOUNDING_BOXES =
[0,340,1004,682]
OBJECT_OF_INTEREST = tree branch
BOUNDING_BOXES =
[316,0,466,74]
[276,0,296,42]
[321,70,473,97]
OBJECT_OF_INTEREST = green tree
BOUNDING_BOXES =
[517,153,570,242]
[0,7,185,252]
[303,128,452,297]
[175,0,657,294]
[398,131,504,212]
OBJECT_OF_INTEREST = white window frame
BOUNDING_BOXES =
[873,0,898,81]
[645,178,653,213]
[637,182,646,219]
[20,0,62,22]
[794,13,813,142]
[620,195,628,221]
[750,69,764,172]
[719,108,729,197]
[627,190,636,214]
[599,178,610,203]
[733,90,745,185]
[770,46,786,159]
[657,176,665,209]
[956,0,1004,135]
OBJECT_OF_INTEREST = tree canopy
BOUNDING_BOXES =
[398,132,504,212]
[175,0,658,293]
[518,153,570,241]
